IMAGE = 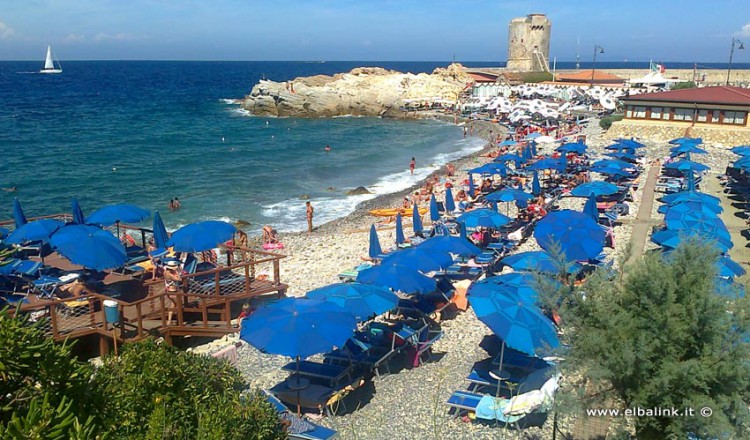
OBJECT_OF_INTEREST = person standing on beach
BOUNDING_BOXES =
[306,201,314,232]
[463,126,467,138]
[409,157,416,175]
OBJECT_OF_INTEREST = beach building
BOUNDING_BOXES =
[506,14,551,72]
[609,86,750,144]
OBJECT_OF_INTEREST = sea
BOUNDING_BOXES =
[2,60,748,234]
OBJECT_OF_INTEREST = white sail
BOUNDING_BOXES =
[44,46,54,70]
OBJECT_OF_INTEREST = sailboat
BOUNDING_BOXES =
[40,45,62,74]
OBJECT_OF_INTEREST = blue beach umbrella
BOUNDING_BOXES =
[500,251,582,275]
[524,132,541,141]
[429,194,440,222]
[381,247,453,272]
[605,152,638,161]
[670,144,707,157]
[356,263,437,294]
[444,187,456,213]
[0,227,8,240]
[418,235,481,257]
[592,159,635,170]
[12,198,28,228]
[570,181,619,198]
[395,213,405,245]
[715,277,746,298]
[471,163,508,176]
[730,146,750,156]
[651,229,733,253]
[532,171,541,196]
[86,203,150,226]
[583,195,599,221]
[6,219,64,245]
[368,224,382,260]
[661,190,721,206]
[669,137,702,145]
[613,138,646,148]
[664,160,709,173]
[469,289,559,357]
[527,158,562,171]
[498,140,517,147]
[71,197,85,225]
[658,199,722,215]
[664,202,730,240]
[468,174,476,197]
[459,222,467,240]
[167,220,236,252]
[152,210,169,249]
[486,188,534,203]
[479,272,544,304]
[456,208,511,229]
[556,141,587,155]
[605,143,638,153]
[50,224,127,270]
[716,256,746,278]
[412,203,423,235]
[306,282,398,321]
[590,166,631,178]
[534,210,606,262]
[494,153,523,164]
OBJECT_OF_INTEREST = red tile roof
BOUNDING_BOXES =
[468,72,499,83]
[555,70,624,82]
[622,86,750,106]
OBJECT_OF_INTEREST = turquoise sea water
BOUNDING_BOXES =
[0,61,485,233]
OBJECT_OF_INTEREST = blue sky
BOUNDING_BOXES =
[1,0,749,62]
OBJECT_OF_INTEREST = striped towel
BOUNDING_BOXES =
[211,344,238,366]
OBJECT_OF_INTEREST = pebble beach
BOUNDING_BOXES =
[186,113,696,439]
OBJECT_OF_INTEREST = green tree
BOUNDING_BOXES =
[671,81,697,90]
[554,243,750,439]
[92,340,284,439]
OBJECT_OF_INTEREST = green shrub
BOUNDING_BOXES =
[0,394,101,440]
[671,81,696,90]
[600,114,624,129]
[520,72,554,83]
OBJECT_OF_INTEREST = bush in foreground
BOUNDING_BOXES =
[599,114,624,129]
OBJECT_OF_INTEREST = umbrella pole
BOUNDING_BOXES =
[496,341,506,397]
[296,356,302,416]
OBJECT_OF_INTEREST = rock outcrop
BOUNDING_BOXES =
[241,64,471,118]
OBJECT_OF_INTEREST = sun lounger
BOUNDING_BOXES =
[270,377,363,417]
[336,263,372,282]
[446,389,483,414]
[281,361,352,387]
[262,390,338,440]
[413,328,443,367]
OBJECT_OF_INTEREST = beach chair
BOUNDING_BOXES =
[413,327,443,367]
[281,361,353,388]
[446,389,484,416]
[262,391,338,440]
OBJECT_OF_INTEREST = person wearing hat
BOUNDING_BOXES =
[164,260,182,324]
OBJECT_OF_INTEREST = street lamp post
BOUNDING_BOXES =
[590,45,605,87]
[726,38,745,86]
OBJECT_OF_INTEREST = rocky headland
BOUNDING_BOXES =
[241,63,471,118]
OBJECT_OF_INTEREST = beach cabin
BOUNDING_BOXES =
[611,86,750,144]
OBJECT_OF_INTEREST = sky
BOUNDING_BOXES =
[1,0,749,62]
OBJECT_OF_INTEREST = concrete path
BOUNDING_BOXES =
[625,163,661,266]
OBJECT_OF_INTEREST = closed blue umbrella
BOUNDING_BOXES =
[71,197,85,225]
[418,235,481,257]
[167,220,236,252]
[356,263,436,294]
[86,203,150,226]
[583,195,599,221]
[469,288,559,357]
[664,160,709,173]
[651,229,733,253]
[429,194,440,222]
[12,198,28,228]
[459,222,467,240]
[468,174,475,197]
[152,210,169,249]
[6,219,64,245]
[412,203,423,235]
[558,154,568,174]
[306,282,398,321]
[456,208,511,229]
[50,225,127,270]
[570,181,619,198]
[534,210,606,262]
[395,213,405,245]
[532,171,541,196]
[368,224,382,260]
[500,251,582,275]
[381,247,453,272]
[445,187,456,213]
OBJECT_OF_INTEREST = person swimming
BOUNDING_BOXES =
[1,187,17,192]
[325,144,331,152]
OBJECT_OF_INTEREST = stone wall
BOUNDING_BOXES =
[607,120,750,145]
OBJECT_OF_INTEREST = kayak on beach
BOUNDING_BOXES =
[369,207,429,217]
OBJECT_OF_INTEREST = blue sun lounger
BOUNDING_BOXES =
[446,390,483,415]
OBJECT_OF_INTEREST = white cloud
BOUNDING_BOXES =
[738,23,750,38]
[93,32,146,42]
[0,20,16,40]
[63,33,85,43]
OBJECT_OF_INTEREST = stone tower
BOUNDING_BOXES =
[506,14,551,72]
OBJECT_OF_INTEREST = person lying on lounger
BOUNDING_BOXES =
[262,225,279,244]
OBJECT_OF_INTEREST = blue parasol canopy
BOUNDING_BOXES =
[498,140,517,147]
[470,163,508,176]
[412,203,423,235]
[418,235,481,257]
[356,263,436,294]
[556,141,587,155]
[456,208,511,229]
[429,194,440,222]
[664,160,709,173]
[664,205,730,241]
[658,196,722,214]
[469,288,559,357]
[524,132,541,141]
[486,188,534,203]
[716,256,746,278]
[526,158,563,171]
[71,197,85,225]
[50,224,127,270]
[6,219,64,245]
[651,229,732,253]
[583,195,599,221]
[670,144,707,157]
[605,151,638,161]
[669,137,702,145]
[494,153,523,165]
[0,227,8,240]
[592,159,635,170]
[12,198,27,228]
[715,277,746,298]
[730,146,750,156]
[613,138,646,148]
[500,251,582,275]
[152,210,169,249]
[368,224,382,260]
[381,247,453,272]
[590,166,631,177]
[306,282,398,321]
[468,174,476,197]
[571,181,619,197]
[240,297,357,359]
[534,210,606,262]
[395,213,405,245]
[86,203,150,226]
[444,187,456,213]
[166,220,236,252]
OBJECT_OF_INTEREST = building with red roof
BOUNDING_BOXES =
[554,70,624,85]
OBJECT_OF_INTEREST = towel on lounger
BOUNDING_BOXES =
[212,344,238,366]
